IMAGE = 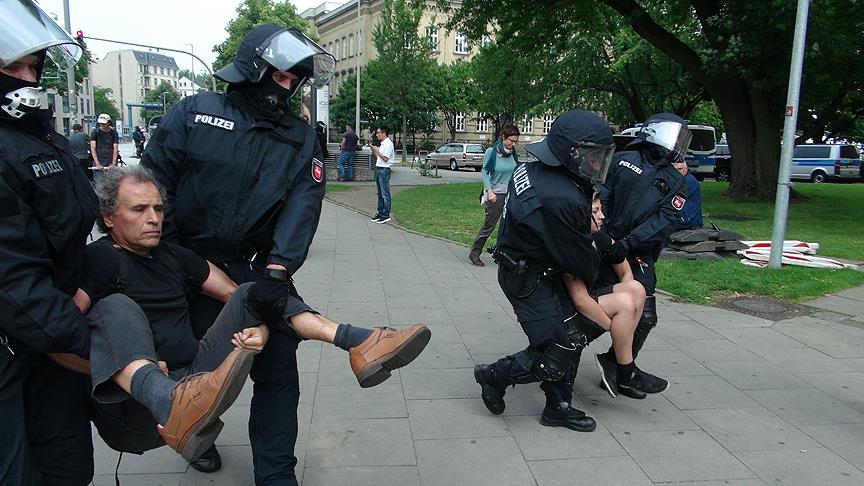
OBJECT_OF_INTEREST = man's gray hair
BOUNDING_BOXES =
[94,165,166,233]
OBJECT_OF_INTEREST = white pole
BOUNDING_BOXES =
[769,0,811,269]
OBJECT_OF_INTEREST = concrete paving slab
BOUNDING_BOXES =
[304,418,416,467]
[702,360,811,391]
[633,349,717,377]
[505,416,625,460]
[180,445,256,486]
[301,466,421,486]
[687,309,773,329]
[757,346,856,373]
[653,318,723,343]
[676,338,762,362]
[746,388,864,426]
[613,430,755,483]
[685,407,821,452]
[734,448,864,486]
[311,383,407,421]
[401,368,479,399]
[663,375,762,410]
[799,423,864,470]
[91,473,184,485]
[415,437,536,486]
[406,398,511,440]
[582,394,701,433]
[528,456,654,486]
[834,286,864,301]
[796,371,864,406]
[806,295,864,316]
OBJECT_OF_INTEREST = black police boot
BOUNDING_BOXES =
[474,364,507,415]
[188,444,222,473]
[540,402,596,432]
[594,353,618,399]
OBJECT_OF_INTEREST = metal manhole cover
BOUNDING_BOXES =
[716,296,807,321]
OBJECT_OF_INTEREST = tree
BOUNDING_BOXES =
[329,73,369,134]
[213,0,313,72]
[450,0,858,199]
[430,60,476,142]
[364,0,440,159]
[93,86,119,120]
[140,81,181,126]
[42,46,93,96]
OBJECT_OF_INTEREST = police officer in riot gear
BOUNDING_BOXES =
[142,24,335,482]
[0,1,98,484]
[473,109,616,432]
[592,113,690,396]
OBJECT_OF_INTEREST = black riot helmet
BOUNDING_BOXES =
[525,109,615,184]
[215,24,335,98]
[637,113,693,165]
[0,0,83,119]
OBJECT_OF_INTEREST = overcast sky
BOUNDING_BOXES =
[39,0,342,73]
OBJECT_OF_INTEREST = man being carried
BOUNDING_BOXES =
[77,166,431,462]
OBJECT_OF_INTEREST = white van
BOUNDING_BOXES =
[620,124,716,179]
[791,144,861,183]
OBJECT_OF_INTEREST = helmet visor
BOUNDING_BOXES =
[573,142,615,184]
[0,0,82,70]
[641,121,693,162]
[258,30,335,88]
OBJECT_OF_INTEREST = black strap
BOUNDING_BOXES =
[114,451,123,486]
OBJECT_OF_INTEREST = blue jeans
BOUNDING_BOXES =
[338,150,355,181]
[375,166,391,218]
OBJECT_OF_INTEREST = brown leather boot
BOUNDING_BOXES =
[158,348,255,461]
[349,324,431,388]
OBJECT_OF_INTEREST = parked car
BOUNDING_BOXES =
[714,143,731,181]
[425,143,486,171]
[791,144,861,183]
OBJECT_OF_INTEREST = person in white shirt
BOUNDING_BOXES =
[369,126,396,223]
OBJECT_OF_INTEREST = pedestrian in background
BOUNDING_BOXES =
[337,124,358,181]
[369,125,395,224]
[673,159,703,230]
[90,113,118,183]
[68,122,93,182]
[469,125,520,266]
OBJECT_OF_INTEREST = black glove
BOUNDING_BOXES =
[607,238,632,264]
[245,276,290,324]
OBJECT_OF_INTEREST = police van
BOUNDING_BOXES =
[620,124,717,180]
[790,144,861,183]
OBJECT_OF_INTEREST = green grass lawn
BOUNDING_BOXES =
[392,181,864,303]
[326,183,352,193]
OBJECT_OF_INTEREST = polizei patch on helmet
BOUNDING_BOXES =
[193,114,235,131]
[311,158,324,183]
[671,195,686,210]
[512,163,532,195]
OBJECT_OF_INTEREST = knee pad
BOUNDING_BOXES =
[632,295,657,357]
[533,342,580,382]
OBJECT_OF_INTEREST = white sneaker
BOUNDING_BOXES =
[375,217,391,224]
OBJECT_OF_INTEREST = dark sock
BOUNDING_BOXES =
[617,361,636,385]
[333,324,374,351]
[130,363,176,425]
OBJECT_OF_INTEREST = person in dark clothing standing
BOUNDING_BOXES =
[591,113,691,396]
[142,24,430,483]
[337,124,358,181]
[0,3,98,484]
[68,122,92,181]
[674,159,703,230]
[132,125,146,158]
[315,120,329,159]
[473,110,616,432]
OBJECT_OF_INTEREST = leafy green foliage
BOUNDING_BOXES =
[213,0,312,72]
[430,60,476,141]
[41,46,93,96]
[140,81,182,126]
[92,86,119,120]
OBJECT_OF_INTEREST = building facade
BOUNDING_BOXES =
[42,73,96,136]
[91,50,180,132]
[178,76,202,98]
[302,0,555,148]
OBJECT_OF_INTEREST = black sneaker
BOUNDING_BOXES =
[474,364,506,415]
[595,353,617,398]
[628,366,669,394]
[188,444,222,473]
[370,215,382,222]
[540,403,596,432]
[375,217,391,224]
[616,370,648,400]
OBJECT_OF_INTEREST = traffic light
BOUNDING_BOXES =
[75,30,84,45]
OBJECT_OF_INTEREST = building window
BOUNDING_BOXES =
[543,115,554,134]
[348,34,354,57]
[521,117,533,134]
[476,113,488,133]
[140,88,145,98]
[359,30,362,54]
[342,37,347,58]
[455,112,465,132]
[481,34,492,47]
[426,27,438,50]
[403,33,412,49]
[335,39,341,60]
[454,32,468,54]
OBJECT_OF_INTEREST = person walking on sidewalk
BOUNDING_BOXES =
[90,113,118,183]
[469,125,520,266]
[337,124,358,181]
[370,125,395,224]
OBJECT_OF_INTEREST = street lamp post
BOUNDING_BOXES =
[185,43,194,95]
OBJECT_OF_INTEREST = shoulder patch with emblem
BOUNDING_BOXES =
[671,194,686,210]
[193,113,235,131]
[512,163,532,195]
[311,158,324,183]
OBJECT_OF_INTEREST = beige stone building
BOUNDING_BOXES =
[301,0,554,147]
[91,50,180,133]
[42,73,95,136]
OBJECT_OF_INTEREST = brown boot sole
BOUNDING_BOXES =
[175,351,255,461]
[357,326,431,388]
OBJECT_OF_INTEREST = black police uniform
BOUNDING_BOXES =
[489,160,598,408]
[593,146,686,352]
[142,89,324,485]
[0,114,98,485]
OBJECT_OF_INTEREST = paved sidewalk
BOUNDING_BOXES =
[89,199,864,486]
